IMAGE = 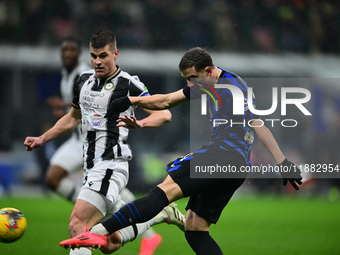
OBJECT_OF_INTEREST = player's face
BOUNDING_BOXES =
[181,66,213,88]
[61,41,80,71]
[90,44,118,78]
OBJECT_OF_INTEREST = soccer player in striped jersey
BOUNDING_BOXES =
[60,47,303,254]
[24,30,186,255]
[44,35,163,255]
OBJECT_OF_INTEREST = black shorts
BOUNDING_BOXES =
[167,147,248,224]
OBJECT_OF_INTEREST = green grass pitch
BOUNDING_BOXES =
[0,195,339,255]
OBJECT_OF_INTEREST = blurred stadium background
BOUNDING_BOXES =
[1,0,340,197]
[0,1,340,253]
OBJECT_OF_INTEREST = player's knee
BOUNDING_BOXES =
[45,174,58,190]
[157,177,183,202]
[185,210,210,231]
[45,166,67,190]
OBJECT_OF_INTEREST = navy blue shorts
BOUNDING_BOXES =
[166,147,247,224]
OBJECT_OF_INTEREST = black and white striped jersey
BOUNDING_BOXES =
[72,66,150,170]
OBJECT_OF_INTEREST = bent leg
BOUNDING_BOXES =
[157,174,184,202]
[100,175,184,235]
[69,190,106,237]
[45,165,67,190]
[185,209,210,231]
[67,198,104,255]
[45,165,79,202]
[97,204,184,253]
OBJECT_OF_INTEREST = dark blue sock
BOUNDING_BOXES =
[185,230,223,255]
[102,186,169,234]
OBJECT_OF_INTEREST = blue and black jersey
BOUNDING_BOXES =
[185,67,260,165]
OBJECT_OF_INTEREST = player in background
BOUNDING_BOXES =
[25,30,184,255]
[60,47,303,255]
[44,36,90,203]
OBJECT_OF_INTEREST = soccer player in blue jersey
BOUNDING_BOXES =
[60,47,302,254]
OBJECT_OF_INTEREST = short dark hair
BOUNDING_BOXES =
[178,47,213,72]
[60,36,81,49]
[90,30,117,52]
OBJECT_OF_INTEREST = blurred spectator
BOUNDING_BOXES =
[252,26,277,53]
[1,0,338,53]
[88,0,113,34]
[119,0,151,48]
[0,0,21,44]
[21,0,46,45]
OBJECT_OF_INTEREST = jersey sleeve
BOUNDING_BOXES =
[182,85,200,100]
[72,94,80,109]
[72,74,80,99]
[128,75,150,97]
[72,72,91,109]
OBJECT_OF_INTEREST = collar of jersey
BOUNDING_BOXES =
[101,65,121,83]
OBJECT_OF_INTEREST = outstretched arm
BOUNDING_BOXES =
[130,89,189,110]
[250,119,302,190]
[106,89,189,118]
[24,107,81,151]
[117,109,171,129]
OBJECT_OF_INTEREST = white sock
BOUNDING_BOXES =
[119,211,166,247]
[90,223,109,235]
[56,178,79,203]
[141,228,156,238]
[119,188,158,238]
[90,210,166,246]
[155,209,169,224]
[119,219,151,247]
[69,247,91,255]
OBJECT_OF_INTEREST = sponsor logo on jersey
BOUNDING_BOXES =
[84,91,105,97]
[92,120,101,127]
[104,82,114,90]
